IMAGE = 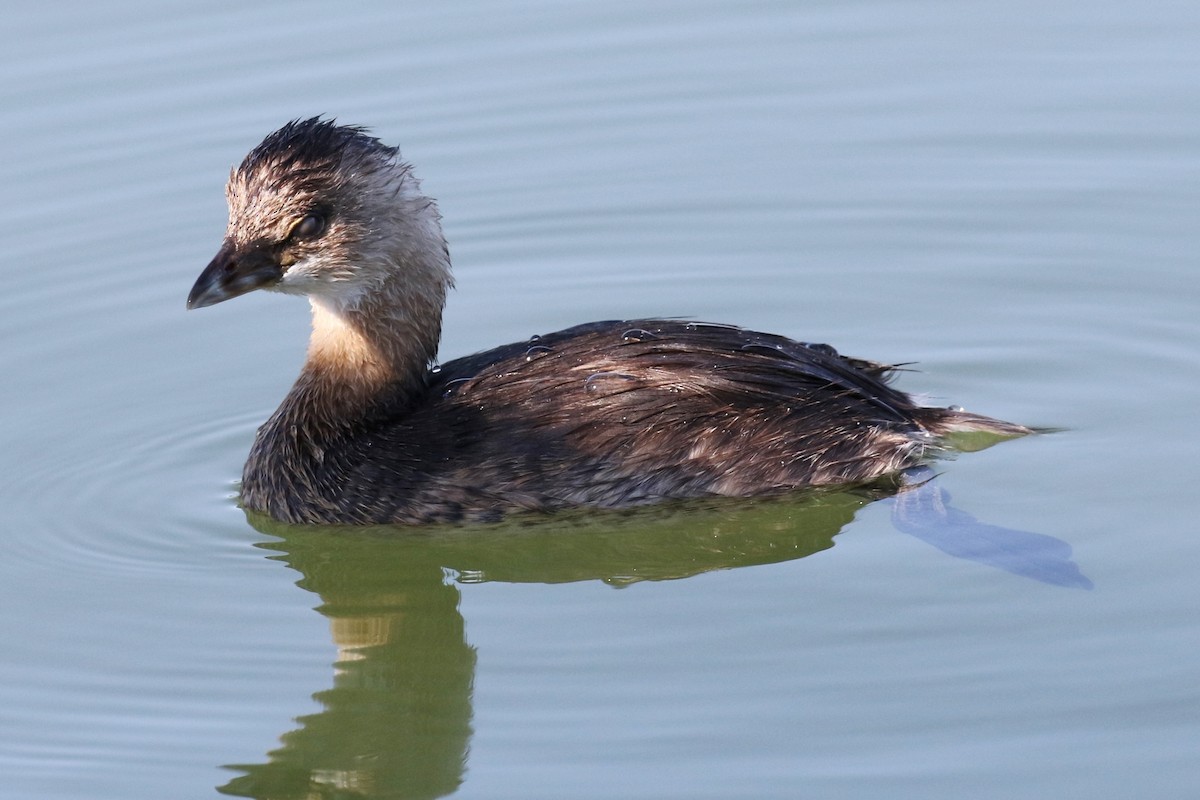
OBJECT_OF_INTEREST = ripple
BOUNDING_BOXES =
[5,409,264,579]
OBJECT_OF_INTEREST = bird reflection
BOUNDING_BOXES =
[218,479,1089,799]
[219,527,475,800]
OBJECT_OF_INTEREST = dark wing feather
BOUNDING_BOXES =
[431,319,915,423]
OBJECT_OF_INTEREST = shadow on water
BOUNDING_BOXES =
[890,466,1093,591]
[218,479,1089,799]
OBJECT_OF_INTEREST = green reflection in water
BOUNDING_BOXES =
[218,488,880,799]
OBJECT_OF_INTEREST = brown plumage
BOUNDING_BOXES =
[188,118,1029,525]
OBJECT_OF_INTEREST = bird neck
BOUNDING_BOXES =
[301,273,445,403]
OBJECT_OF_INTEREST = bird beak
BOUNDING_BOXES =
[187,240,283,310]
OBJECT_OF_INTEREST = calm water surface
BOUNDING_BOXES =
[2,1,1198,798]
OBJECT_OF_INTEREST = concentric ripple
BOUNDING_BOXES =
[4,408,266,578]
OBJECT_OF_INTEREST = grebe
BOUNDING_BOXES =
[187,118,1029,525]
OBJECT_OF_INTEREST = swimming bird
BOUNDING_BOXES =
[187,118,1029,525]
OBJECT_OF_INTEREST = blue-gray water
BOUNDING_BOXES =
[2,1,1198,798]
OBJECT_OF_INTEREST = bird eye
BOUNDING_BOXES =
[292,213,326,240]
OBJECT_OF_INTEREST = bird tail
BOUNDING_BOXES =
[919,407,1036,452]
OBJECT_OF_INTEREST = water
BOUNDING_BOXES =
[2,1,1198,797]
